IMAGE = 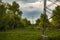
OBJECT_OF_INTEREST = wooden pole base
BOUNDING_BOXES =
[42,35,48,40]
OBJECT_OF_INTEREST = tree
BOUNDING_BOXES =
[21,18,31,28]
[39,14,50,29]
[36,18,40,26]
[0,1,24,31]
[0,2,7,31]
[0,3,6,16]
[7,1,23,28]
[7,1,22,16]
[51,5,60,28]
[12,1,19,13]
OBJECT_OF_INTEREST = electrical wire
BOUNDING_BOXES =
[47,0,58,7]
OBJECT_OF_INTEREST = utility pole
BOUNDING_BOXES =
[42,0,48,40]
[32,16,34,24]
[43,0,46,36]
[42,0,60,40]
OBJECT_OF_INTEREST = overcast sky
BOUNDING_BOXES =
[2,0,60,24]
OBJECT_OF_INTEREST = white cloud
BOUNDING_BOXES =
[18,1,43,11]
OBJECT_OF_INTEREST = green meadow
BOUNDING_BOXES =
[0,29,60,40]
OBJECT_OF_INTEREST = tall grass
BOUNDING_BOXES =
[0,29,60,40]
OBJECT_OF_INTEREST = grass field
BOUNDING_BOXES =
[0,29,60,40]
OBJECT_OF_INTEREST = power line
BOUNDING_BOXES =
[47,0,58,7]
[46,1,60,19]
[49,0,58,5]
[46,7,53,11]
[46,10,52,14]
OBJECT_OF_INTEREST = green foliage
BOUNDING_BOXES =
[0,1,26,31]
[0,1,32,31]
[0,29,60,40]
[51,5,60,28]
[21,18,31,28]
[0,0,2,3]
[36,19,40,26]
[0,4,6,16]
[36,14,50,29]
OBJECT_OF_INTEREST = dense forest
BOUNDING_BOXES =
[0,0,60,31]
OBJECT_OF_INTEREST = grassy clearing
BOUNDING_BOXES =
[0,29,60,40]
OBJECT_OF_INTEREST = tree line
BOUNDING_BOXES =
[0,0,60,31]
